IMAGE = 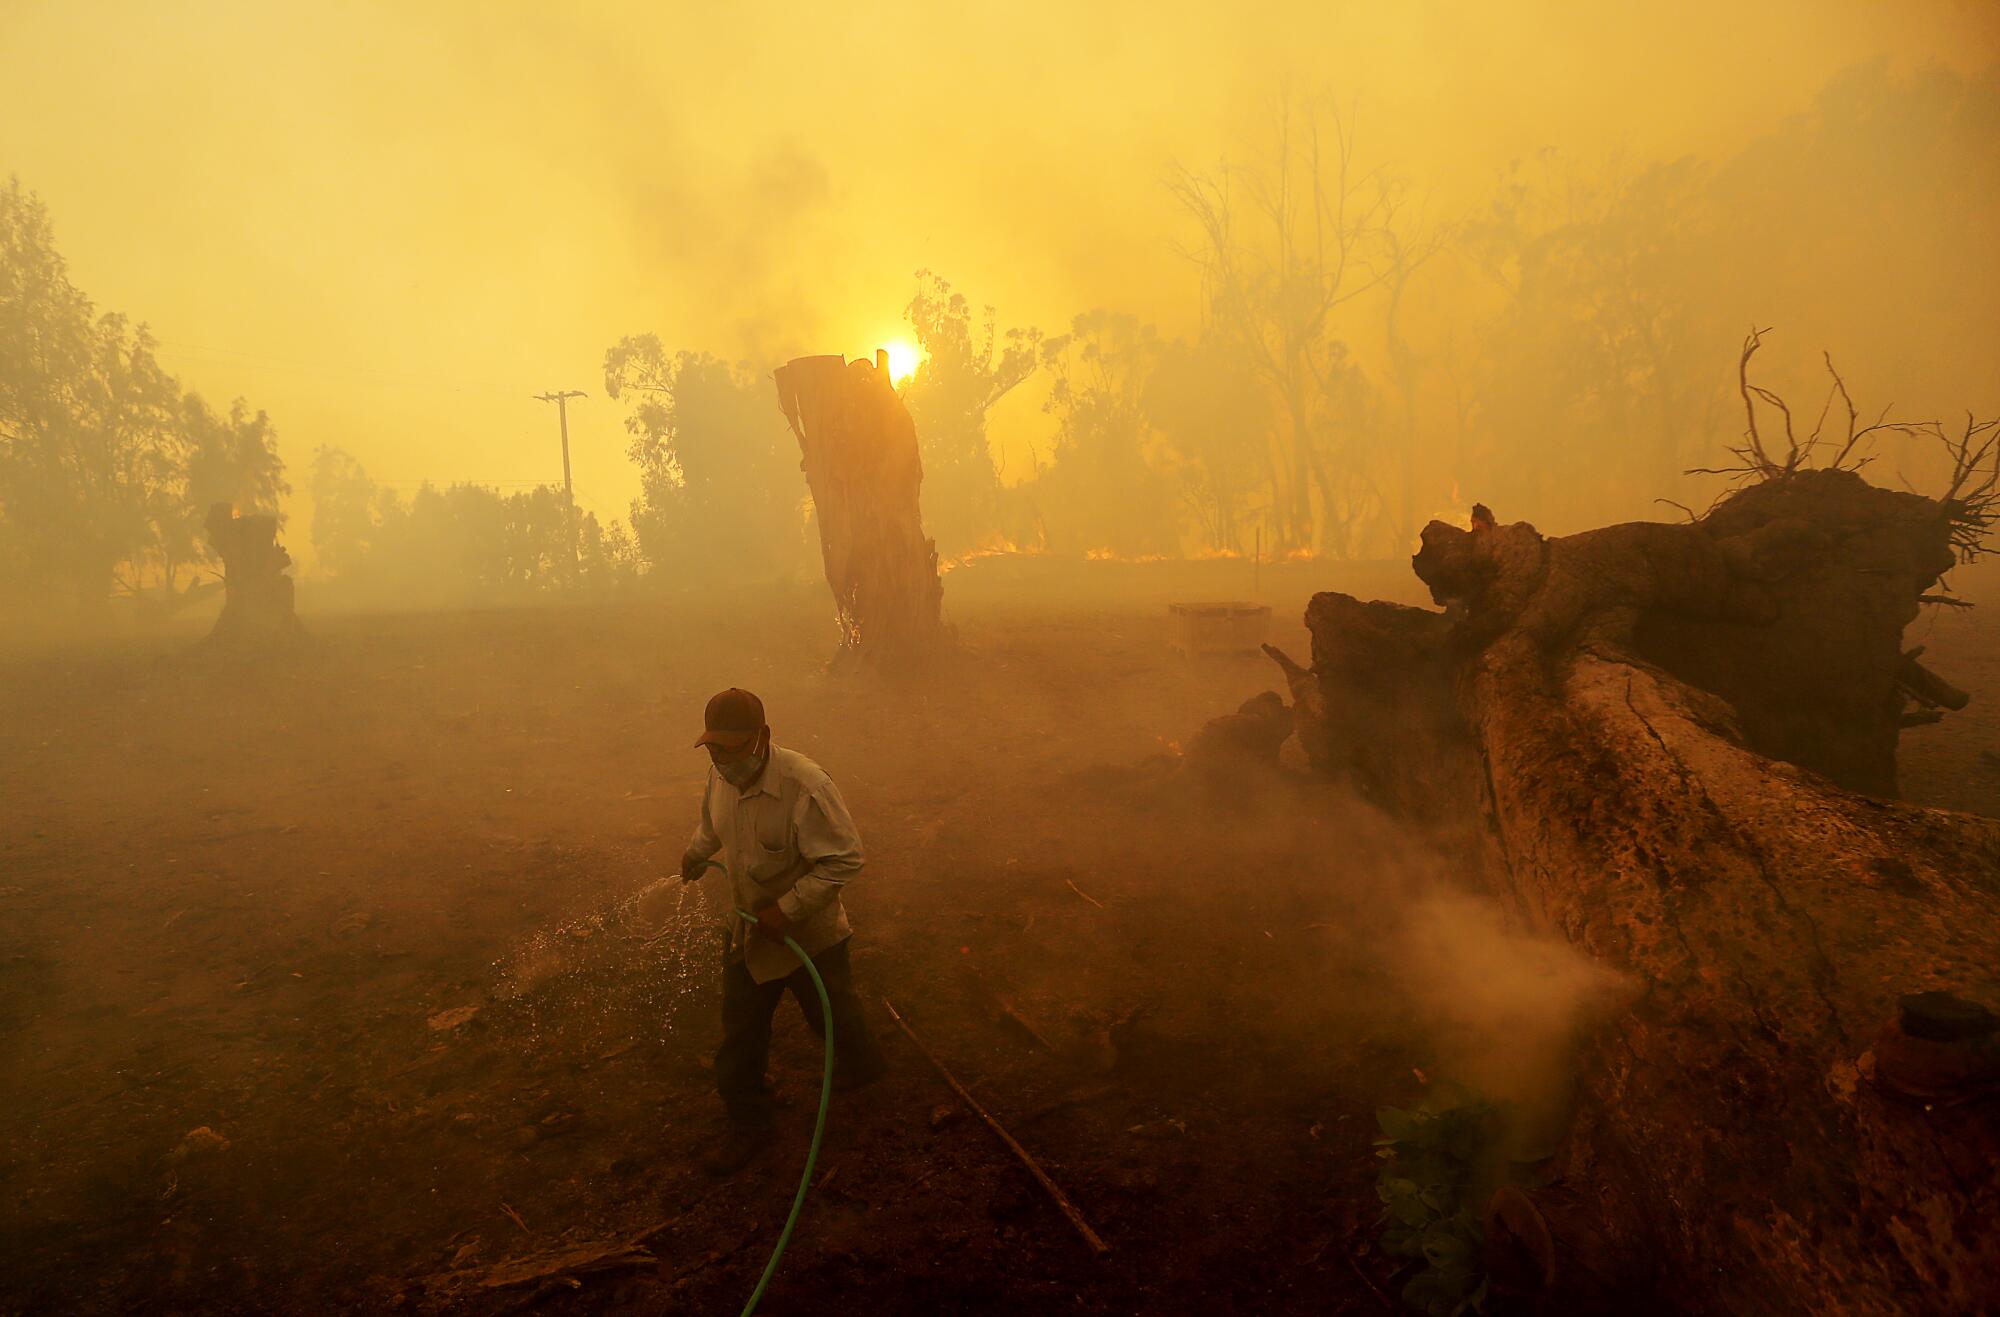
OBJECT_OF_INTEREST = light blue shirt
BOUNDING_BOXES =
[686,746,863,983]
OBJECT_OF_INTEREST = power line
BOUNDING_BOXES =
[533,390,587,584]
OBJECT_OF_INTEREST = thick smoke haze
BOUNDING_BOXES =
[6,9,2000,1311]
[1,0,1996,586]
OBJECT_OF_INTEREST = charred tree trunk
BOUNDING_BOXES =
[774,352,948,664]
[199,502,306,650]
[1280,469,2000,1313]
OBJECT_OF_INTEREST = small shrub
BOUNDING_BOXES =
[1374,1094,1504,1316]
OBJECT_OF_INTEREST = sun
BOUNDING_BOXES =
[882,339,922,385]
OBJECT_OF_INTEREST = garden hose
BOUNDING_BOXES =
[685,853,834,1317]
[732,904,832,1312]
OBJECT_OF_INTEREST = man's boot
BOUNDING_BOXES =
[703,1121,772,1177]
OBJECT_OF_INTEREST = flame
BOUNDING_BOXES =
[1082,547,1173,563]
[938,539,1262,572]
[938,534,1037,574]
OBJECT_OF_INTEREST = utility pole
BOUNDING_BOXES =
[533,390,586,586]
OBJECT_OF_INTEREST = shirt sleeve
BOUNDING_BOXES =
[686,773,721,866]
[776,778,863,923]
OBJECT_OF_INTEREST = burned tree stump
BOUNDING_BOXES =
[774,351,947,662]
[1276,468,2000,1313]
[199,502,305,650]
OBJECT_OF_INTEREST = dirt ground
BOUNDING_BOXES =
[3,556,1995,1316]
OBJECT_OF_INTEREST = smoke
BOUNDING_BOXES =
[1389,890,1631,1146]
[1028,659,1637,1159]
[2,0,1994,566]
[623,141,843,367]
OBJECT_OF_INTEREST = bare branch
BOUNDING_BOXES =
[1705,330,1997,560]
[1746,384,1799,470]
[1819,351,1859,467]
[1736,327,1776,474]
[1937,412,2000,560]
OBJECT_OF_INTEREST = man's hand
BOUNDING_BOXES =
[753,903,792,944]
[680,851,712,883]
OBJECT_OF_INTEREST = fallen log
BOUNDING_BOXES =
[1282,466,2000,1313]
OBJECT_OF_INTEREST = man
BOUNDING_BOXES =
[680,687,886,1176]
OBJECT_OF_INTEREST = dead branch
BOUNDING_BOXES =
[1937,413,2000,560]
[1064,877,1105,909]
[472,1239,657,1291]
[995,995,1060,1053]
[1699,333,1998,564]
[1021,1083,1122,1125]
[1736,327,1777,474]
[1899,646,1971,710]
[1749,382,1800,471]
[882,997,1111,1257]
[1822,352,1865,469]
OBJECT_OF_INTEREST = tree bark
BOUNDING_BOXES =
[774,353,948,664]
[1281,468,2000,1313]
[199,502,305,650]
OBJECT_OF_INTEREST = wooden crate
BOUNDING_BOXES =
[1167,601,1271,656]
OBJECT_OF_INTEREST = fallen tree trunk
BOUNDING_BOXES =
[1283,468,2000,1313]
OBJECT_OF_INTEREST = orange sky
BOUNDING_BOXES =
[2,0,1995,542]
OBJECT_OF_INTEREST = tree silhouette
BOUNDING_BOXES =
[321,477,637,602]
[1035,311,1179,556]
[899,271,1041,554]
[603,335,806,581]
[1145,333,1271,554]
[1170,99,1396,554]
[0,177,284,616]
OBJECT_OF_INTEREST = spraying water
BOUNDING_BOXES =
[495,861,836,1315]
[493,874,721,1042]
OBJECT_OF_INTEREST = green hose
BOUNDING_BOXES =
[692,856,832,1304]
[731,904,834,1317]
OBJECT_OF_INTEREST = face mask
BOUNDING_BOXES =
[718,753,764,789]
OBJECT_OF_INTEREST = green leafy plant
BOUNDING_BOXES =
[1374,1095,1504,1316]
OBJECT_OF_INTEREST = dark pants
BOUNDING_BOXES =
[716,937,884,1128]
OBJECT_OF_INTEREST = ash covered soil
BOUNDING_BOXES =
[2,558,1994,1316]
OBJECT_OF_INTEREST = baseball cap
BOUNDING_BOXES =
[696,687,766,749]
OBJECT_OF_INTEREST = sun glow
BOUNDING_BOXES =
[882,340,922,385]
